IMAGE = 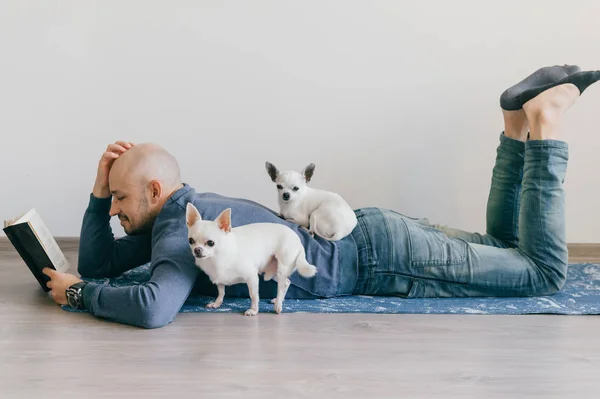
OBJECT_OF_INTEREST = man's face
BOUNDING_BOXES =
[108,176,157,236]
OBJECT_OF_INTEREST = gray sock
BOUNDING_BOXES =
[500,65,581,111]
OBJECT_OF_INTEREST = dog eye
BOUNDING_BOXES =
[188,237,195,245]
[206,240,215,247]
[276,185,283,190]
[292,187,299,191]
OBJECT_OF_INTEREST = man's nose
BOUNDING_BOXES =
[109,201,120,217]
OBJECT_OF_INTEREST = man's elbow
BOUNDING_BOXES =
[77,261,96,278]
[77,258,119,279]
[137,303,178,329]
[77,262,106,279]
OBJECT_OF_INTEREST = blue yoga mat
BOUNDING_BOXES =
[62,263,600,315]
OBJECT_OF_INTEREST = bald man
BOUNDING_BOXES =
[42,65,600,329]
[42,141,358,328]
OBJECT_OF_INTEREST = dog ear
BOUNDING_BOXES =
[186,203,202,227]
[265,162,279,182]
[215,208,232,233]
[302,163,315,182]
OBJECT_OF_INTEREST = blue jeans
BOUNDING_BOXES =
[351,133,569,297]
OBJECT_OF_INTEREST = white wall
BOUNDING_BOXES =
[1,0,599,242]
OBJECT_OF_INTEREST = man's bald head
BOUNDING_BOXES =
[109,143,181,191]
[107,143,182,235]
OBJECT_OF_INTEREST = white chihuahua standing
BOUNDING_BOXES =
[265,162,358,241]
[185,203,317,316]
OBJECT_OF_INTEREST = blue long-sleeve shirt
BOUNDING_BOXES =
[79,183,358,328]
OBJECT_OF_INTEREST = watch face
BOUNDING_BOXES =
[66,290,78,308]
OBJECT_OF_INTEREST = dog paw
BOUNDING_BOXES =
[244,308,258,316]
[273,301,283,314]
[206,301,222,309]
[270,298,277,304]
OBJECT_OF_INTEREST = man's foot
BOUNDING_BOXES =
[523,84,581,140]
[500,65,581,110]
[504,67,600,111]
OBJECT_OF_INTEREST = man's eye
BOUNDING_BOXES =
[276,185,283,190]
[116,196,125,201]
[188,237,195,245]
[207,240,215,247]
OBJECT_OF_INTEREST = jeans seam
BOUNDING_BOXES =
[538,155,548,272]
[511,173,522,245]
[400,217,414,266]
[526,140,569,150]
[381,210,394,270]
[356,212,376,293]
[357,213,376,266]
[373,271,470,286]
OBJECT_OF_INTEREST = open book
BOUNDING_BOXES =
[3,209,70,292]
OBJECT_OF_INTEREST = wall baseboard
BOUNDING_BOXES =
[1,237,600,259]
[565,243,600,261]
[0,237,79,253]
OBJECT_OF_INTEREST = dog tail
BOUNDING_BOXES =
[295,251,317,278]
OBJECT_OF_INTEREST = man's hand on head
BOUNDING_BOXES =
[93,141,135,199]
[42,268,83,305]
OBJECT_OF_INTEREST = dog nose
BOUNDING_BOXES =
[283,193,290,201]
[194,247,203,257]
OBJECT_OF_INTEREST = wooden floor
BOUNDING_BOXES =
[1,244,600,398]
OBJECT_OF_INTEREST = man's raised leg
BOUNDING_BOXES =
[440,66,586,249]
[354,67,599,298]
[434,109,529,248]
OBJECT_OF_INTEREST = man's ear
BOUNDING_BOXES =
[186,203,202,227]
[149,180,162,203]
[215,208,232,233]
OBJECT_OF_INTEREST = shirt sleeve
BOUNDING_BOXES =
[77,194,152,278]
[81,229,200,329]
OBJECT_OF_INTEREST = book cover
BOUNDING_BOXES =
[3,209,70,292]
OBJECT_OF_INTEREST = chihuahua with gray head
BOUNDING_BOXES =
[265,162,357,241]
[186,203,317,316]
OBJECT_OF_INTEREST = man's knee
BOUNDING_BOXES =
[533,265,567,296]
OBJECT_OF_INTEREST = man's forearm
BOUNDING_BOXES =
[92,183,111,200]
[78,194,151,278]
[82,236,200,329]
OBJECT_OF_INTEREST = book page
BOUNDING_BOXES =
[26,210,70,273]
[3,210,29,228]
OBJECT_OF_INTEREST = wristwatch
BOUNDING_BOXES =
[66,281,88,310]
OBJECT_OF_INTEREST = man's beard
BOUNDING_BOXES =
[122,197,155,236]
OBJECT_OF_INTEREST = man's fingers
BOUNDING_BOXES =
[42,267,55,277]
[115,140,134,149]
[101,151,120,161]
[106,143,127,154]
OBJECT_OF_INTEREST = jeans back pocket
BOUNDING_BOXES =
[403,219,468,267]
